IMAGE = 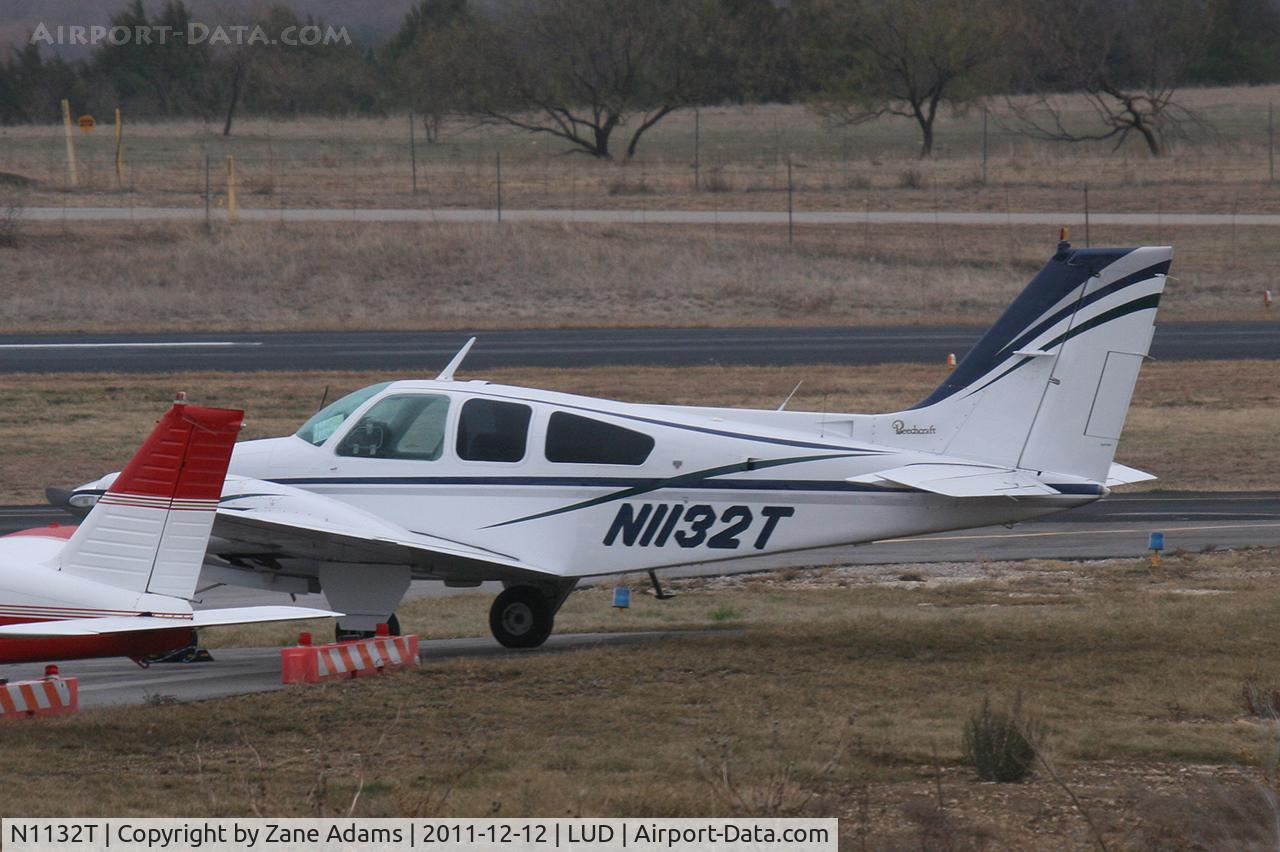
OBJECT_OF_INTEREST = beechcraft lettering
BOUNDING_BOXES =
[60,240,1172,651]
[891,420,937,435]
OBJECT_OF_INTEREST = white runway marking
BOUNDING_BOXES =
[0,341,261,350]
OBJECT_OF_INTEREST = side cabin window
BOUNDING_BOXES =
[457,399,532,462]
[545,411,655,465]
[336,394,450,460]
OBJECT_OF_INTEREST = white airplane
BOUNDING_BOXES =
[0,399,335,665]
[65,240,1171,650]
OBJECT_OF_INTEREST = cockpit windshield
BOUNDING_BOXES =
[294,382,392,446]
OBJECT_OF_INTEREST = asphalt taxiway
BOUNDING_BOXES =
[0,631,700,709]
[0,321,1273,373]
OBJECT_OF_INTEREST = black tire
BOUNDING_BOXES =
[489,586,554,649]
[335,613,400,642]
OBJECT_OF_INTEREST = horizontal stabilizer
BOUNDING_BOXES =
[0,606,338,637]
[849,463,1061,498]
[1106,463,1157,487]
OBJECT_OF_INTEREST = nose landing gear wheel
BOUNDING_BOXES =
[489,586,554,649]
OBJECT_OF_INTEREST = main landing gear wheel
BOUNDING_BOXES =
[334,612,401,642]
[489,586,554,649]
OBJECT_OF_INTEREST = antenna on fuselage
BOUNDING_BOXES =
[437,336,477,382]
[777,380,803,411]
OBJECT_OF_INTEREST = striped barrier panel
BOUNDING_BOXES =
[0,674,78,719]
[281,634,419,684]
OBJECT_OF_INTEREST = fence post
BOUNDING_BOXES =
[61,99,78,188]
[114,107,124,189]
[1083,183,1090,247]
[1269,102,1275,184]
[981,105,988,185]
[204,155,211,229]
[226,155,237,224]
[863,193,870,255]
[693,107,701,191]
[409,112,418,195]
[496,152,502,222]
[786,156,793,245]
[1231,191,1240,268]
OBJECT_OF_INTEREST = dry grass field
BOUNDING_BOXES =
[5,549,1280,850]
[2,89,1278,335]
[2,87,1279,213]
[0,358,1269,505]
[0,219,1276,332]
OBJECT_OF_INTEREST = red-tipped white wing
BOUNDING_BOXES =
[57,403,244,600]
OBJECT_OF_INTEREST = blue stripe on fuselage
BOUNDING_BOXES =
[262,475,906,493]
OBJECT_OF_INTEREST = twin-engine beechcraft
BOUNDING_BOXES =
[0,400,336,665]
[62,241,1172,650]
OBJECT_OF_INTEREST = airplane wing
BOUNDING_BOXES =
[848,463,1063,498]
[0,606,339,637]
[212,478,562,583]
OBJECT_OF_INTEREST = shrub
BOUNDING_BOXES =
[607,177,653,196]
[0,192,23,248]
[897,168,924,189]
[962,696,1041,782]
[701,167,733,193]
[1242,675,1280,718]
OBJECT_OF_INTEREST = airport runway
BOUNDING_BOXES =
[0,631,698,710]
[22,205,1280,227]
[0,321,1274,373]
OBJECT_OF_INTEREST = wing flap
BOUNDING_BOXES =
[849,463,1061,498]
[214,478,561,582]
[0,606,338,637]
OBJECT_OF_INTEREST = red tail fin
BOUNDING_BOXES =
[60,401,244,599]
[110,403,244,502]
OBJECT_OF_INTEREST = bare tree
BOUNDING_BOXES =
[805,0,1011,158]
[454,0,733,159]
[387,0,472,143]
[1002,0,1212,157]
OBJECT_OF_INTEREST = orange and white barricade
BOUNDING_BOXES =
[0,666,79,719]
[281,628,419,684]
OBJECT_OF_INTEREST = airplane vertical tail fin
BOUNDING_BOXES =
[57,400,244,600]
[875,242,1171,483]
